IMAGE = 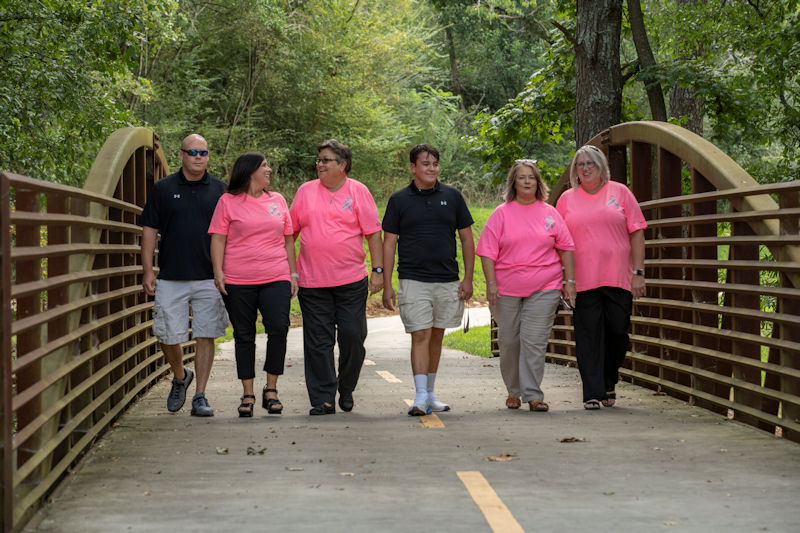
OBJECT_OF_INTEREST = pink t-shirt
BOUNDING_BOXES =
[208,192,293,285]
[555,180,647,292]
[289,178,381,288]
[477,200,574,297]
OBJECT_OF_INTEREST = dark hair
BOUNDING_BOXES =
[228,152,266,195]
[409,143,440,165]
[317,139,352,173]
[504,160,548,203]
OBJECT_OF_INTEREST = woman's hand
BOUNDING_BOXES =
[290,277,298,298]
[562,281,576,308]
[631,275,646,299]
[486,282,498,307]
[214,272,227,296]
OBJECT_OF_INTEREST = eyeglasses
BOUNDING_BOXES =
[181,149,209,157]
[515,159,538,164]
[576,161,596,169]
[315,157,339,165]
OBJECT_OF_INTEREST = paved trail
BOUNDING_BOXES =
[28,311,800,532]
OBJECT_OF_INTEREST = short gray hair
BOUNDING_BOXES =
[569,145,610,189]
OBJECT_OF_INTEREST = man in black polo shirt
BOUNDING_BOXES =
[140,133,228,416]
[382,143,475,416]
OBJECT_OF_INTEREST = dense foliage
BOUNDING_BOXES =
[2,0,799,195]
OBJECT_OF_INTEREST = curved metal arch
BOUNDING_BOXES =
[84,127,169,199]
[549,121,800,286]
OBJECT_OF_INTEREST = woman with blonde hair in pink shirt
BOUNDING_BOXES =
[477,160,576,412]
[555,145,647,410]
[209,152,298,417]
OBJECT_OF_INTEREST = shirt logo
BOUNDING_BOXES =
[544,216,554,230]
[441,200,448,206]
[607,195,620,209]
[268,203,280,217]
[173,194,181,199]
[341,197,354,213]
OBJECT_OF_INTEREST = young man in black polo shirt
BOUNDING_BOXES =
[140,133,228,416]
[382,144,475,416]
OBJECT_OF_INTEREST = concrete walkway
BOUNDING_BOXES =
[27,309,800,532]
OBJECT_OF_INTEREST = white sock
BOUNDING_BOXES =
[427,372,450,411]
[413,374,429,407]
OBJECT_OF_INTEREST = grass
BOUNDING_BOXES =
[442,325,493,358]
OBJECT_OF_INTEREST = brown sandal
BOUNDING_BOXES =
[529,399,549,412]
[506,396,521,409]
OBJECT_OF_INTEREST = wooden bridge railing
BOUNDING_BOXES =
[545,121,800,444]
[0,128,183,532]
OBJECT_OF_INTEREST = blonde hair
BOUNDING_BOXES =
[504,160,548,203]
[569,145,610,189]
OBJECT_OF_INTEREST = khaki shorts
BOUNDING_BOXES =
[397,279,464,333]
[152,279,229,344]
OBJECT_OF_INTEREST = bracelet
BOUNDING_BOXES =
[564,279,576,284]
[487,281,497,285]
[290,273,299,278]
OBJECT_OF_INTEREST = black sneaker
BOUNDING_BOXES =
[190,392,214,417]
[166,367,194,412]
[309,403,335,415]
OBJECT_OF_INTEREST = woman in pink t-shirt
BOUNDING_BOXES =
[208,152,298,418]
[477,160,576,412]
[555,145,647,410]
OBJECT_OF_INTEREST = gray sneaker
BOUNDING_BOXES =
[191,393,214,417]
[166,367,194,412]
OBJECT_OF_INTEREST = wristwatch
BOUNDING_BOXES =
[633,269,645,276]
[372,267,384,274]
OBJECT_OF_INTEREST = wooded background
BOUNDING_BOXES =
[2,0,798,202]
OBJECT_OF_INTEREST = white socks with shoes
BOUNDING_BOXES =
[426,372,450,412]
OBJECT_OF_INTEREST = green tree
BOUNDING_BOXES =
[0,0,180,185]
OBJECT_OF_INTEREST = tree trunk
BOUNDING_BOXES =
[574,0,623,146]
[627,0,667,121]
[669,0,704,135]
[445,26,466,109]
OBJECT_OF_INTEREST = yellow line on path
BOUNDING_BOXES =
[457,471,525,533]
[376,370,402,383]
[403,399,445,428]
[363,359,376,366]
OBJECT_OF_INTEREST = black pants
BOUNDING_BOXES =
[298,277,368,407]
[573,286,633,402]
[223,281,291,380]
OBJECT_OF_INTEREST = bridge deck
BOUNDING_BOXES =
[26,311,800,532]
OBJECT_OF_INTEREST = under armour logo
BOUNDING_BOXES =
[544,216,554,230]
[341,197,354,213]
[173,194,181,199]
[607,195,619,209]
[441,201,448,206]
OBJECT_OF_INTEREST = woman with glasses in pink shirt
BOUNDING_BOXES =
[477,160,576,412]
[555,145,647,410]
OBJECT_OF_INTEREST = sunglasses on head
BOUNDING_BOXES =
[181,149,209,157]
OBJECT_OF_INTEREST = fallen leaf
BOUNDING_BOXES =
[143,491,151,496]
[340,472,355,476]
[486,452,517,462]
[245,469,253,473]
[603,492,615,496]
[286,467,304,471]
[559,437,586,443]
[663,521,680,526]
[653,391,667,396]
[153,470,161,475]
[651,447,663,451]
[246,447,268,456]
[215,447,229,455]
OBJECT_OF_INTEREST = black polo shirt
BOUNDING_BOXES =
[140,169,226,280]
[382,180,473,283]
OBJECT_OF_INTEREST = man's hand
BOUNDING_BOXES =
[486,282,497,306]
[631,275,646,299]
[142,271,157,297]
[383,284,396,310]
[458,279,473,301]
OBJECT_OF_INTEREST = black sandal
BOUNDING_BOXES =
[602,392,616,407]
[262,388,283,414]
[238,394,256,418]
